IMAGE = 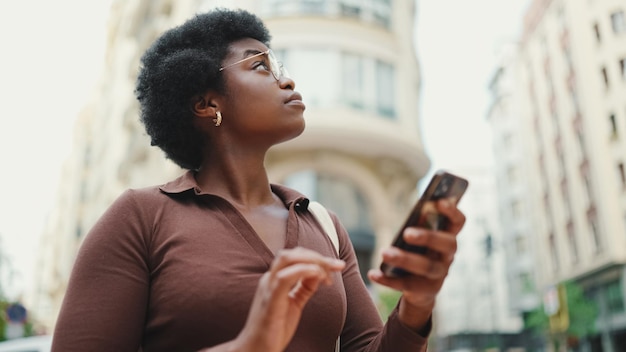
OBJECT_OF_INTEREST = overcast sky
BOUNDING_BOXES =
[0,0,529,300]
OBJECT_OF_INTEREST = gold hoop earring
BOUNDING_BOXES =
[213,111,222,127]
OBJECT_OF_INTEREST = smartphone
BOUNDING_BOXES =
[380,170,469,278]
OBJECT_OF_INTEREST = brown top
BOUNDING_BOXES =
[52,171,428,352]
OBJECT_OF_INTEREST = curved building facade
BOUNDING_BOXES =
[33,0,429,331]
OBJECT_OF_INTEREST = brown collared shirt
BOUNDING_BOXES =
[52,171,428,352]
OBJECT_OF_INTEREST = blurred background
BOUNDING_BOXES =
[1,0,625,351]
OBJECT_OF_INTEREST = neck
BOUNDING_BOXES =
[195,146,275,209]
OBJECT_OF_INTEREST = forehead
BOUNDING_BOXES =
[225,38,270,60]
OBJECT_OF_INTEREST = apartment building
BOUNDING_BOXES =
[488,0,626,350]
[32,0,429,332]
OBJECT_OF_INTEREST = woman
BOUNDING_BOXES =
[52,8,465,352]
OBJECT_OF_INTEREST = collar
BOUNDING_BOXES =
[159,170,311,210]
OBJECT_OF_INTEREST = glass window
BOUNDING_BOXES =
[339,0,361,18]
[610,113,618,137]
[549,233,559,271]
[515,235,527,255]
[567,222,579,263]
[605,280,625,314]
[376,60,395,118]
[342,53,364,109]
[593,22,601,43]
[284,170,376,284]
[611,11,626,34]
[260,0,392,28]
[519,272,535,294]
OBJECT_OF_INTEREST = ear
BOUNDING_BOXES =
[191,92,219,118]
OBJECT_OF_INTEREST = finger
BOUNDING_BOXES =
[435,199,466,235]
[381,247,451,280]
[270,247,345,277]
[274,264,327,306]
[367,269,440,298]
[402,227,457,260]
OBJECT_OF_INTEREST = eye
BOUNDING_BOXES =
[252,59,270,72]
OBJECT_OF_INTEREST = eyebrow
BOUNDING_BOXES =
[241,49,265,58]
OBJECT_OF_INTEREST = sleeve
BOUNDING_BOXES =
[51,190,152,352]
[330,213,429,352]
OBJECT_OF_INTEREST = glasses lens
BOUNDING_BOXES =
[268,50,288,80]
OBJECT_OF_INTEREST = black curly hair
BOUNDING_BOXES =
[135,8,271,170]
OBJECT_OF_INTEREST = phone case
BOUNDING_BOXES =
[380,170,468,277]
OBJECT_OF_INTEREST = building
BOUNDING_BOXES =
[488,0,626,350]
[32,0,430,332]
[432,165,525,351]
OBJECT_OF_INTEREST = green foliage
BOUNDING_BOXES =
[525,305,549,334]
[564,281,597,337]
[524,281,597,341]
[376,289,402,320]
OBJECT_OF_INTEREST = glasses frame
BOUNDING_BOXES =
[219,49,288,81]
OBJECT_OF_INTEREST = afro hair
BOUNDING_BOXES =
[135,8,271,170]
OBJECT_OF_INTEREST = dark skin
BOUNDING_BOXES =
[192,38,466,352]
[192,38,305,254]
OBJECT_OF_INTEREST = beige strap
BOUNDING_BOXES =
[308,201,341,351]
[308,201,339,255]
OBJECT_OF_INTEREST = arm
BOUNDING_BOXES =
[331,216,429,352]
[52,190,151,352]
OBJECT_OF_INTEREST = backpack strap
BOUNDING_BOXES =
[308,200,341,352]
[308,201,339,255]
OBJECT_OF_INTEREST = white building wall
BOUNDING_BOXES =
[33,0,430,333]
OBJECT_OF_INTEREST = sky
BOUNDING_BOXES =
[0,0,111,299]
[0,0,528,301]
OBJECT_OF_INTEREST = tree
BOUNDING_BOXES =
[525,281,598,351]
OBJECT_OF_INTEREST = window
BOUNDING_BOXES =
[519,272,535,294]
[515,235,527,255]
[610,113,618,138]
[300,0,326,14]
[260,0,392,28]
[507,165,518,183]
[285,171,376,284]
[375,60,395,118]
[605,280,625,314]
[601,66,610,89]
[567,221,579,263]
[588,209,602,252]
[342,53,364,109]
[618,162,626,189]
[593,22,601,42]
[511,200,522,220]
[549,233,560,271]
[340,0,361,18]
[611,11,626,34]
[620,58,626,80]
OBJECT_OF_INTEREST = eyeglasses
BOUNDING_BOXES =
[219,49,289,81]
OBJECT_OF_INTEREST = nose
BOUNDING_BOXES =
[278,75,295,90]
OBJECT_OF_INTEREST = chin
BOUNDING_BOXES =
[279,118,306,144]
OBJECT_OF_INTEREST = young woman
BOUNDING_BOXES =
[51,8,465,352]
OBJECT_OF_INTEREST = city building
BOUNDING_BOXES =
[31,0,430,332]
[432,165,525,351]
[487,0,626,350]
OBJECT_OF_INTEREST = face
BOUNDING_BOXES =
[217,38,306,147]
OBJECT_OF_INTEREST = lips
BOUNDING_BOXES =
[285,92,305,110]
[285,92,303,104]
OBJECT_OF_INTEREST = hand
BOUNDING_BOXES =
[368,199,465,331]
[234,247,345,352]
